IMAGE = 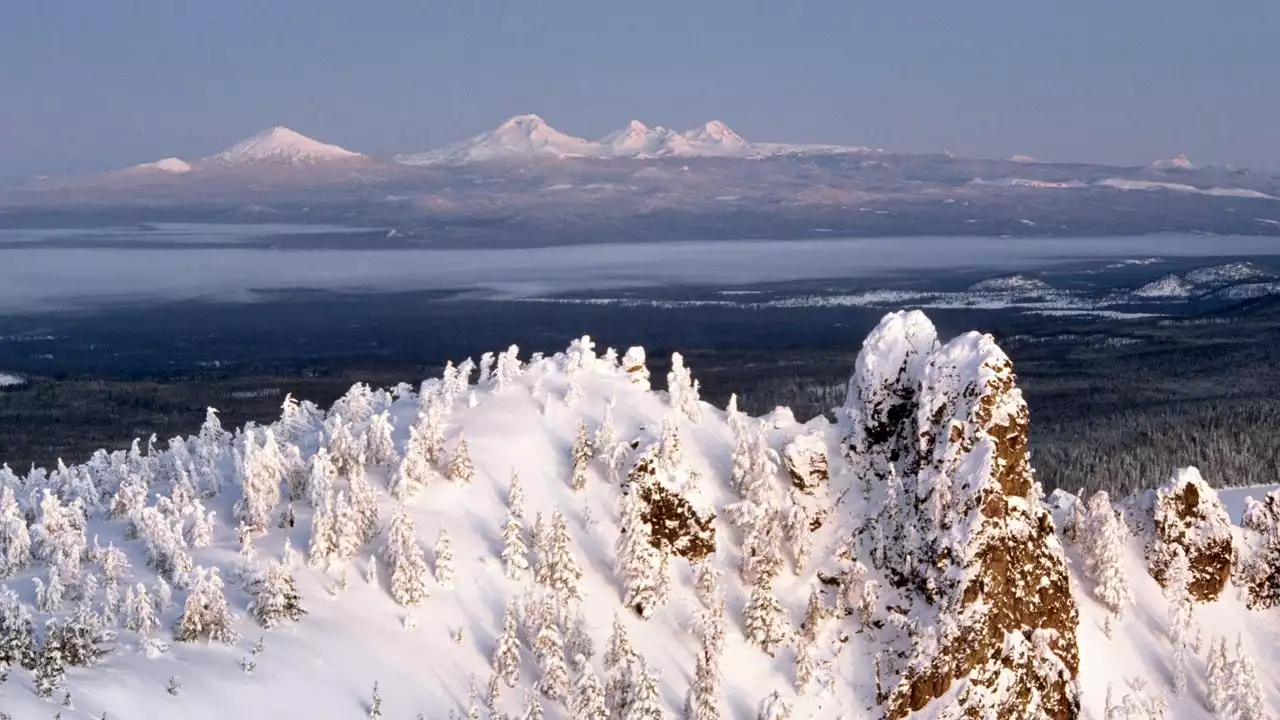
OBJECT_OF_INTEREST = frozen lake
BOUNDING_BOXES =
[3,227,1280,313]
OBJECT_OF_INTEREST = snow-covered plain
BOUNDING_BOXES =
[0,316,1277,719]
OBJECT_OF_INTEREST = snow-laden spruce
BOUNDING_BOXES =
[0,319,1277,719]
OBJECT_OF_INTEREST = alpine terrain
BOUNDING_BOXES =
[0,311,1275,719]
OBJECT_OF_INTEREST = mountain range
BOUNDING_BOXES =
[2,115,1279,244]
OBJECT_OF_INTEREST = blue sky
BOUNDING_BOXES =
[2,0,1276,181]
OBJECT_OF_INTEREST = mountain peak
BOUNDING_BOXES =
[498,114,549,131]
[127,157,192,174]
[396,114,597,166]
[207,126,365,165]
[1152,153,1195,171]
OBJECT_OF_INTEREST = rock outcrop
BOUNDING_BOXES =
[783,432,829,494]
[1143,467,1233,602]
[842,311,1080,720]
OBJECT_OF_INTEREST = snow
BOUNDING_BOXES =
[1,318,1278,719]
[0,372,25,387]
[398,115,870,165]
[206,127,365,165]
[1133,274,1198,299]
[1184,262,1274,285]
[1151,154,1196,171]
[1097,178,1277,200]
[126,158,192,174]
[968,274,1053,293]
[1219,485,1280,524]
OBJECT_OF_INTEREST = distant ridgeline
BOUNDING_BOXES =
[0,312,1275,719]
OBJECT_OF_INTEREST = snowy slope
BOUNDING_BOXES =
[0,319,1277,720]
[395,115,602,166]
[125,158,193,174]
[205,127,366,165]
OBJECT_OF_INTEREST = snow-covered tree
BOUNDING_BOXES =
[571,663,609,720]
[666,352,702,422]
[794,637,815,693]
[571,420,593,492]
[493,600,523,689]
[364,411,397,467]
[1164,548,1192,696]
[622,347,650,389]
[536,619,570,701]
[683,647,721,720]
[384,504,430,607]
[308,491,337,568]
[1082,491,1133,614]
[742,575,789,656]
[326,414,365,477]
[332,491,363,562]
[233,428,284,533]
[124,583,158,638]
[307,448,339,508]
[248,553,306,629]
[615,490,665,618]
[348,472,380,543]
[1224,635,1267,720]
[186,499,214,549]
[494,345,523,392]
[623,658,664,720]
[34,619,65,698]
[449,435,476,486]
[174,568,238,644]
[502,511,530,580]
[523,690,545,720]
[565,609,595,671]
[508,470,526,519]
[757,691,792,720]
[1206,635,1229,714]
[392,422,437,501]
[539,512,584,605]
[434,528,454,589]
[0,486,31,579]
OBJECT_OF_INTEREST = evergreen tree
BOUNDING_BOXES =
[565,609,595,671]
[0,486,31,579]
[34,619,65,698]
[449,436,476,486]
[616,492,663,618]
[756,691,793,720]
[743,575,789,656]
[384,504,430,607]
[308,491,337,568]
[666,352,702,423]
[523,691,545,720]
[493,600,523,689]
[623,658,664,720]
[392,423,436,501]
[571,420,593,492]
[501,512,530,580]
[683,648,720,720]
[123,584,158,638]
[544,512,584,605]
[248,554,306,629]
[1164,548,1192,696]
[434,528,454,589]
[364,411,397,467]
[1082,491,1133,614]
[174,568,238,644]
[0,589,36,672]
[508,471,526,520]
[1206,635,1229,714]
[536,620,570,701]
[570,663,609,720]
[1226,635,1267,720]
[348,472,381,544]
[794,637,815,694]
[369,681,383,720]
[800,585,825,643]
[307,448,339,508]
[332,491,363,562]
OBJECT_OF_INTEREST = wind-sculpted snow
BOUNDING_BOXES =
[0,313,1276,719]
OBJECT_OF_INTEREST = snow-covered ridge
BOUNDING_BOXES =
[1133,262,1277,300]
[968,273,1053,293]
[205,126,366,165]
[125,158,192,174]
[0,318,1276,719]
[396,114,872,166]
[0,372,25,387]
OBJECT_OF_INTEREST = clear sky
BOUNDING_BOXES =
[2,0,1277,182]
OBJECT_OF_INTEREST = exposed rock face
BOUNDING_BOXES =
[783,432,829,494]
[1144,468,1233,603]
[628,445,716,563]
[1238,489,1280,609]
[842,312,1080,720]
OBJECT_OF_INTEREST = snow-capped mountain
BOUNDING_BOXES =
[597,120,674,157]
[661,120,751,157]
[125,157,193,174]
[204,126,366,165]
[395,114,601,166]
[1152,154,1196,171]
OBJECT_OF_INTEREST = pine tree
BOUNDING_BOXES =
[332,491,363,562]
[1082,491,1133,614]
[1226,634,1267,720]
[501,512,530,580]
[174,568,238,644]
[0,589,35,673]
[124,583,158,638]
[743,575,789,656]
[493,601,523,689]
[369,681,383,720]
[565,610,595,671]
[537,621,570,701]
[1164,548,1192,695]
[248,554,306,629]
[308,491,337,568]
[794,637,815,693]
[364,411,397,467]
[570,663,609,720]
[523,691,545,720]
[392,423,436,501]
[623,658,664,720]
[434,528,454,589]
[34,619,65,698]
[307,448,339,508]
[756,691,792,720]
[449,436,476,486]
[0,486,31,579]
[800,585,825,643]
[666,352,702,423]
[545,512,584,605]
[571,420,593,493]
[348,472,380,544]
[384,505,430,607]
[1206,635,1229,713]
[683,647,720,720]
[508,471,526,519]
[616,491,663,618]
